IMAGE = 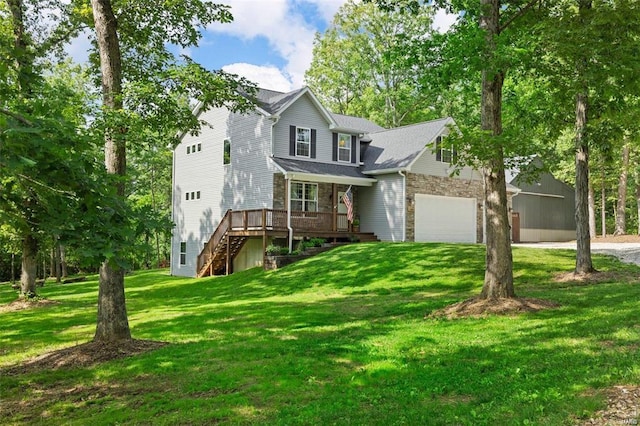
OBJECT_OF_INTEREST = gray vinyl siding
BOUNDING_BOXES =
[359,174,405,242]
[512,173,575,231]
[410,143,480,181]
[273,93,360,166]
[171,107,274,276]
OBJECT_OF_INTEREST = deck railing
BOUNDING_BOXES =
[197,209,351,273]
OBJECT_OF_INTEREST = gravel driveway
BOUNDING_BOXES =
[514,242,640,266]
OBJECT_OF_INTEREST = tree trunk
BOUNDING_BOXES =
[60,244,68,277]
[574,0,594,274]
[613,141,630,235]
[11,253,16,285]
[637,176,640,235]
[601,166,606,237]
[91,0,131,342]
[20,233,38,298]
[574,91,594,274]
[479,0,514,299]
[95,261,130,341]
[588,179,596,237]
[55,239,62,283]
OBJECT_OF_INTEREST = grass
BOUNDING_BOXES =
[1,243,639,425]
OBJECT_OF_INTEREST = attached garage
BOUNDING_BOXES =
[414,194,477,243]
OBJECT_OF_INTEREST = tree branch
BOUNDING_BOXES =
[500,0,541,32]
[0,107,33,126]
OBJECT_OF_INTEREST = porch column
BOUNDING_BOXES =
[287,177,293,252]
[332,183,337,231]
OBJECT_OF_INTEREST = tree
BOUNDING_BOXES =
[535,0,640,272]
[78,0,257,342]
[306,0,438,127]
[1,0,97,297]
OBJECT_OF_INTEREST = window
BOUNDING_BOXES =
[196,191,200,199]
[338,133,351,162]
[436,136,457,164]
[179,242,186,265]
[187,143,202,155]
[223,139,230,165]
[290,182,318,212]
[296,127,310,157]
[186,193,190,201]
[190,191,195,200]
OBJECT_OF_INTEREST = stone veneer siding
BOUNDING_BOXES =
[273,173,356,214]
[405,173,485,243]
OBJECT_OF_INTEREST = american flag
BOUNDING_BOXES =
[342,186,354,223]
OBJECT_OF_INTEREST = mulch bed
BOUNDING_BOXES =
[0,298,60,313]
[582,385,640,425]
[429,296,561,319]
[2,339,168,376]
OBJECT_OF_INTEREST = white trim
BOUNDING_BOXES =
[170,150,176,275]
[363,167,409,176]
[518,191,565,199]
[399,170,406,242]
[286,172,376,187]
[295,127,311,158]
[405,117,456,172]
[337,132,352,163]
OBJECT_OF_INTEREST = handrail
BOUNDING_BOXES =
[197,209,351,274]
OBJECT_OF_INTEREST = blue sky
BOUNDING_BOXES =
[67,0,455,93]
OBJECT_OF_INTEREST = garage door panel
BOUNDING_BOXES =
[415,194,476,243]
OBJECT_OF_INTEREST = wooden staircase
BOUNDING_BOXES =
[196,208,380,278]
[197,210,245,278]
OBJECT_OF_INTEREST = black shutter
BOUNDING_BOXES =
[289,125,296,156]
[311,129,317,158]
[435,136,442,162]
[351,135,357,163]
[332,133,338,161]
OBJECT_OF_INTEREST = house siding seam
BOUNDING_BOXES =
[274,93,360,166]
[405,173,485,243]
[359,174,404,242]
[171,107,273,277]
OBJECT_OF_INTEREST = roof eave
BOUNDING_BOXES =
[283,171,377,187]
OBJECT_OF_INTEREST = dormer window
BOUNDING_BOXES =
[436,136,457,164]
[296,127,311,157]
[337,133,351,162]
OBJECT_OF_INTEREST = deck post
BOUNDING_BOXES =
[332,183,337,231]
[262,209,266,230]
[243,211,248,231]
[225,236,231,275]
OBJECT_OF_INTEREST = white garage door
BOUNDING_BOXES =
[415,194,477,243]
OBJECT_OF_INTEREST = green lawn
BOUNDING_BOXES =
[1,243,639,425]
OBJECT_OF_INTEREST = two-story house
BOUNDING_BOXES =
[171,87,491,278]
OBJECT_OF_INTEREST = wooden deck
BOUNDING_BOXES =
[196,209,376,277]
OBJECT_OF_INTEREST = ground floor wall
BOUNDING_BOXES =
[519,229,576,243]
[405,173,485,243]
[233,238,265,272]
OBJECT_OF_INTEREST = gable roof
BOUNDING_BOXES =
[362,117,454,173]
[330,113,385,134]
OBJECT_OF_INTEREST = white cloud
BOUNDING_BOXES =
[208,0,344,90]
[222,63,294,92]
[433,7,458,33]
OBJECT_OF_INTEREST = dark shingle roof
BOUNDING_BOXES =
[272,157,370,179]
[330,113,385,133]
[253,88,307,115]
[362,117,453,172]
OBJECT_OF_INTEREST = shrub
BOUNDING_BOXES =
[265,244,282,255]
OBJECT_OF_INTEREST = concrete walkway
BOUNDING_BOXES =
[514,242,640,266]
